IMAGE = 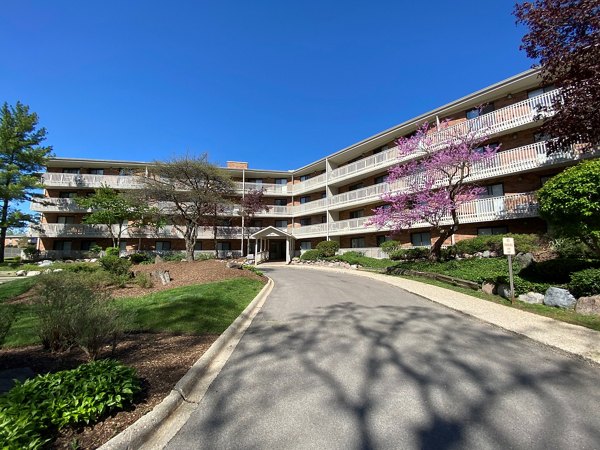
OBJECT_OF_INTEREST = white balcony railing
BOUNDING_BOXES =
[30,198,89,213]
[291,192,538,237]
[289,173,327,194]
[34,224,261,240]
[325,90,560,186]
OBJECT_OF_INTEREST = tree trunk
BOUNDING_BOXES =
[428,211,459,262]
[0,199,9,263]
[184,224,196,262]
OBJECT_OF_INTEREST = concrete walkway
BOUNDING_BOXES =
[165,265,600,449]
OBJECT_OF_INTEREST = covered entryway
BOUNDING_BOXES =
[250,227,295,265]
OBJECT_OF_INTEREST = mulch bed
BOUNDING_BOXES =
[0,258,266,449]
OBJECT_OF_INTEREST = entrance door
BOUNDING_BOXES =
[269,240,286,261]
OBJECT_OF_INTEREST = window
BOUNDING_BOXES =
[411,232,431,247]
[374,175,388,184]
[59,192,77,198]
[53,240,72,251]
[62,168,80,174]
[80,240,97,251]
[300,196,311,204]
[300,218,311,226]
[251,219,262,227]
[349,209,364,219]
[466,103,495,119]
[156,241,171,251]
[274,198,287,206]
[275,178,288,186]
[474,142,500,153]
[89,169,104,175]
[534,132,552,143]
[477,226,508,236]
[482,183,504,197]
[300,241,312,250]
[300,175,310,182]
[217,242,231,251]
[275,220,288,228]
[194,242,203,250]
[376,235,391,246]
[57,216,75,224]
[320,215,327,223]
[321,192,326,199]
[251,178,263,185]
[351,237,366,248]
[527,85,555,99]
[349,183,364,191]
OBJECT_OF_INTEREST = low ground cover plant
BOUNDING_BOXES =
[328,252,395,269]
[452,233,542,256]
[0,359,141,450]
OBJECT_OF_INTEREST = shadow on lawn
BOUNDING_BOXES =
[172,295,600,449]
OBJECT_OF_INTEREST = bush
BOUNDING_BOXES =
[134,272,154,288]
[380,240,401,255]
[495,274,553,296]
[34,273,125,358]
[550,237,593,259]
[99,255,132,276]
[453,234,542,256]
[161,251,186,262]
[23,244,38,260]
[0,360,141,449]
[388,247,430,261]
[300,249,322,261]
[316,240,340,257]
[195,252,215,261]
[519,258,600,283]
[569,269,600,298]
[105,247,120,257]
[243,265,264,276]
[129,252,153,264]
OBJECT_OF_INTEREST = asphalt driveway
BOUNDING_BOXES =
[166,266,600,449]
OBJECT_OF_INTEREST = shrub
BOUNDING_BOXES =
[0,360,141,449]
[23,244,38,260]
[105,247,120,257]
[195,252,215,261]
[316,240,340,257]
[550,237,593,259]
[453,234,542,256]
[243,265,264,276]
[569,268,600,298]
[134,272,154,288]
[161,251,186,262]
[89,244,102,256]
[380,240,401,255]
[129,252,152,264]
[495,274,553,296]
[519,259,600,283]
[99,255,132,276]
[300,249,322,261]
[34,273,125,358]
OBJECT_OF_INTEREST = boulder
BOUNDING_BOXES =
[482,250,491,258]
[26,271,41,277]
[151,270,171,285]
[544,287,577,309]
[226,261,243,270]
[154,255,163,264]
[15,270,26,277]
[53,268,63,273]
[89,258,98,263]
[350,264,359,270]
[38,260,53,267]
[497,283,512,299]
[481,282,496,295]
[575,295,600,316]
[515,252,535,269]
[518,292,544,304]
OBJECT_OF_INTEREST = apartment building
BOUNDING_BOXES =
[31,69,597,262]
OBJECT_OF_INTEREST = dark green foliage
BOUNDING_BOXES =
[129,252,153,264]
[0,276,37,303]
[495,274,553,296]
[34,273,124,358]
[519,259,600,283]
[300,249,321,261]
[387,247,430,261]
[453,234,542,255]
[105,247,120,257]
[569,269,600,298]
[99,255,132,276]
[161,251,186,262]
[0,304,15,346]
[380,240,401,255]
[315,240,340,257]
[134,272,154,288]
[329,252,395,269]
[242,265,264,276]
[0,360,141,449]
[551,237,594,259]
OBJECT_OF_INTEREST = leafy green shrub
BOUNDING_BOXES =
[195,252,215,261]
[34,273,125,358]
[569,269,600,298]
[105,247,120,257]
[550,237,593,259]
[23,244,38,260]
[380,240,401,255]
[300,249,322,261]
[99,255,132,276]
[316,240,340,257]
[495,275,553,296]
[243,265,264,276]
[453,234,542,256]
[89,244,103,256]
[519,259,600,283]
[129,252,152,264]
[161,251,186,262]
[134,272,154,288]
[59,262,101,273]
[0,360,141,449]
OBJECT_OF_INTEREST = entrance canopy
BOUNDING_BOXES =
[250,226,295,265]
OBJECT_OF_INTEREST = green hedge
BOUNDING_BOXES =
[0,360,141,449]
[315,241,340,257]
[569,268,600,298]
[300,249,321,261]
[453,234,542,256]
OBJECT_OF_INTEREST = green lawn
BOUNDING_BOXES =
[1,277,265,348]
[397,274,600,332]
[0,277,38,303]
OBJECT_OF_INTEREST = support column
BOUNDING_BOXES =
[254,239,258,266]
[286,238,291,263]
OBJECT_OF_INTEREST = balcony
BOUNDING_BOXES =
[30,198,89,213]
[289,173,327,195]
[34,224,261,240]
[326,90,560,185]
[291,192,539,238]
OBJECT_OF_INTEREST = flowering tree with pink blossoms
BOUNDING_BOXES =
[368,122,498,261]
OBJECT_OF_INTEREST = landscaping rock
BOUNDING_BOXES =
[89,258,98,263]
[497,283,512,299]
[350,264,359,270]
[26,271,41,277]
[518,292,544,304]
[490,251,498,258]
[226,261,243,270]
[53,268,63,273]
[544,287,577,309]
[15,270,26,277]
[515,252,534,269]
[151,270,171,285]
[482,250,491,258]
[575,295,600,316]
[38,260,53,267]
[481,281,496,295]
[155,255,163,264]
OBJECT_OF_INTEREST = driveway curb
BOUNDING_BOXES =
[99,277,274,450]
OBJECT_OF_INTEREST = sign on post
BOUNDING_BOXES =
[503,237,516,302]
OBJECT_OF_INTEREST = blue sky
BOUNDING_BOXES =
[1,1,532,171]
